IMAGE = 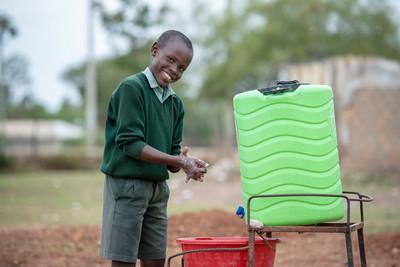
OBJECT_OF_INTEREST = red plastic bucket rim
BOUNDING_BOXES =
[176,236,281,245]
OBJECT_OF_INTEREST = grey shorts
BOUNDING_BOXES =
[100,175,170,263]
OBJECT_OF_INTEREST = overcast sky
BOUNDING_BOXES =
[1,0,110,111]
[1,0,399,112]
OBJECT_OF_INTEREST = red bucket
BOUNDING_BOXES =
[176,236,279,267]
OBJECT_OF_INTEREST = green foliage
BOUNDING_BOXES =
[198,0,400,99]
[63,46,150,127]
[97,49,150,124]
[34,155,100,170]
[2,54,31,102]
[182,99,222,146]
[0,145,101,172]
[7,95,51,119]
[62,138,85,146]
[98,0,169,50]
[6,96,81,122]
[0,154,15,172]
[51,99,84,123]
[0,13,17,42]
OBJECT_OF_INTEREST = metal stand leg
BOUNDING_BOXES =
[345,231,354,267]
[357,228,367,267]
[248,229,255,267]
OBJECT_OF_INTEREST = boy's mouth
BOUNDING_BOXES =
[161,71,173,82]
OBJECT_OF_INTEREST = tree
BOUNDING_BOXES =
[63,48,150,126]
[198,0,400,99]
[98,0,169,51]
[7,94,49,119]
[3,54,31,105]
[51,99,83,123]
[0,14,60,147]
[63,0,170,128]
[0,14,18,115]
[0,14,17,53]
[0,13,18,153]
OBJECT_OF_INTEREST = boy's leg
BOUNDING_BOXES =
[140,259,164,267]
[137,181,169,266]
[112,260,135,267]
[100,176,148,264]
[111,259,164,267]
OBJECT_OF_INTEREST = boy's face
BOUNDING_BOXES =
[149,37,193,88]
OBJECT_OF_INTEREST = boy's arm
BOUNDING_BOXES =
[140,145,208,181]
[140,145,183,169]
[114,82,148,159]
[168,97,185,172]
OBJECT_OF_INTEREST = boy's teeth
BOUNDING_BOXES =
[163,71,172,81]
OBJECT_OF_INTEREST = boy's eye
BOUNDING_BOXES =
[168,57,175,63]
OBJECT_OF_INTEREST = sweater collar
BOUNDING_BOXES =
[143,67,175,103]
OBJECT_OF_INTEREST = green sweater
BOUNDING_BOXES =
[100,72,184,180]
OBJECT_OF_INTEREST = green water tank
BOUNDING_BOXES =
[233,81,344,226]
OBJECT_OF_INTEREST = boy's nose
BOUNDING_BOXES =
[169,66,179,79]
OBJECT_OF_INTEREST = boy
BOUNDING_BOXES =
[100,30,208,267]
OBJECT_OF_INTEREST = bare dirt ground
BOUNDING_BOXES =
[0,210,399,267]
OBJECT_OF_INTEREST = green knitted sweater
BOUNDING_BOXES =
[100,72,184,180]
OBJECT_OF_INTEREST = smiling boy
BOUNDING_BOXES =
[100,30,208,267]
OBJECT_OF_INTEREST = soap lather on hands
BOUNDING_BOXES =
[180,146,209,182]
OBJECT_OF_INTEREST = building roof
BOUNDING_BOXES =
[0,119,83,140]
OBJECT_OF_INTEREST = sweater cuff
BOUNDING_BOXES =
[123,141,147,160]
[168,165,181,173]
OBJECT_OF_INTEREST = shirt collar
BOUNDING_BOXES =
[143,67,175,93]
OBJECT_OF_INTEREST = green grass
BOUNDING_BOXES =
[0,170,399,233]
[341,176,400,233]
[0,171,104,225]
[0,170,231,226]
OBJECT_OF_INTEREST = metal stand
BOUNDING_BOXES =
[247,191,373,267]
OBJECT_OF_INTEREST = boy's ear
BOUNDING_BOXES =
[151,42,159,56]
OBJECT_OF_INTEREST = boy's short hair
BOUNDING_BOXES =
[157,30,193,52]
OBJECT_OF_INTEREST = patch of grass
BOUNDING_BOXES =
[168,203,232,215]
[0,171,231,226]
[342,175,400,233]
[362,206,400,233]
[0,171,104,225]
[0,171,399,233]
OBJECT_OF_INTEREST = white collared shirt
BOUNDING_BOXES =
[142,67,175,103]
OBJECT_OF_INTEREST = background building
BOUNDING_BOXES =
[279,56,400,175]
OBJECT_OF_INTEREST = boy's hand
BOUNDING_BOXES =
[180,146,209,183]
